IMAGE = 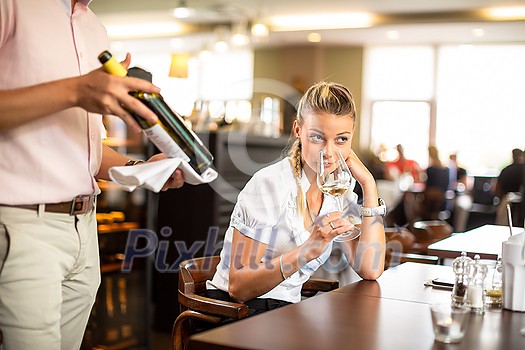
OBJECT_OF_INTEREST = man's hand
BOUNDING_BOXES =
[147,153,185,190]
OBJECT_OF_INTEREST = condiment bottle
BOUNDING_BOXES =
[467,254,488,314]
[485,257,503,307]
[451,252,472,308]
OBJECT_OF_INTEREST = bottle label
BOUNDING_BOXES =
[144,124,190,162]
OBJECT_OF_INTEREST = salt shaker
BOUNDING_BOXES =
[467,254,488,314]
[451,252,472,308]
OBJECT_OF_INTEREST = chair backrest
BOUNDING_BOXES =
[178,256,221,298]
[421,187,446,220]
[471,176,497,205]
[384,225,440,268]
[385,226,416,253]
[411,220,453,244]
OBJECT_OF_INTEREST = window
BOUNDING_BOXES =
[436,44,525,175]
[370,101,430,166]
[364,46,434,167]
[364,44,525,175]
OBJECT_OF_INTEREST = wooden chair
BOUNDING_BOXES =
[420,187,447,220]
[384,226,439,268]
[409,220,453,254]
[171,256,339,350]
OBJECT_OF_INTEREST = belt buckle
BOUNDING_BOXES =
[70,195,95,215]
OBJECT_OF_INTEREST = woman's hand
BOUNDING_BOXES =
[345,149,375,189]
[302,212,354,261]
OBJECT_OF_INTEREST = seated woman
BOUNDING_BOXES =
[206,81,386,318]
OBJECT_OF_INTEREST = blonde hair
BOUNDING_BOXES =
[288,81,357,216]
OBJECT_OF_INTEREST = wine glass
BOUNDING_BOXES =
[316,148,361,241]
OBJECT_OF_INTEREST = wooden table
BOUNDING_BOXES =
[189,263,525,350]
[427,224,524,261]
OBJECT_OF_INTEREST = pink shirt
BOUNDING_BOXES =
[0,0,108,205]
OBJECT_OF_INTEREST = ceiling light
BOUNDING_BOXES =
[231,21,250,46]
[484,7,525,19]
[307,32,322,43]
[251,22,269,38]
[213,26,230,52]
[172,0,195,19]
[214,40,229,52]
[198,48,212,61]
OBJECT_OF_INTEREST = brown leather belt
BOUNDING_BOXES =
[1,195,96,215]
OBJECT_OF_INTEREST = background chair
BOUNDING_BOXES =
[409,220,453,254]
[455,176,499,231]
[171,256,339,350]
[384,225,439,268]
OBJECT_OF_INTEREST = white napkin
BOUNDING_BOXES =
[108,158,218,193]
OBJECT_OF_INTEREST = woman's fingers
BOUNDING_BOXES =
[323,212,354,238]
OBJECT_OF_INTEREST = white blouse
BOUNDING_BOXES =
[207,157,359,303]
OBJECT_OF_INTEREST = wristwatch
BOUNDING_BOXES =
[124,159,145,166]
[360,197,387,217]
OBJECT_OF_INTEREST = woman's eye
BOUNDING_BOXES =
[336,136,349,143]
[309,134,324,142]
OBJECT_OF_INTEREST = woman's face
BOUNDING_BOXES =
[294,112,355,175]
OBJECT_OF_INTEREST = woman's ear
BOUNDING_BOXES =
[292,120,300,138]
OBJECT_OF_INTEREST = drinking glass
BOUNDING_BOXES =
[316,148,360,241]
[430,303,470,343]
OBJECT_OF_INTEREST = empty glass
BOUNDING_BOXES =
[430,303,470,344]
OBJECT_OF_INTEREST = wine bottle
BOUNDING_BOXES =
[97,51,214,176]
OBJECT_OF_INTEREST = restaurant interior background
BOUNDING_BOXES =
[92,0,525,174]
[85,1,525,349]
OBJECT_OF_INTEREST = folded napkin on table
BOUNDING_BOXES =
[109,158,218,193]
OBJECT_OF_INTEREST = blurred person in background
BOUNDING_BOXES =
[421,146,450,220]
[385,144,423,190]
[448,152,468,191]
[495,148,524,198]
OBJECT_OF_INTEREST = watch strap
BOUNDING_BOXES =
[360,197,387,217]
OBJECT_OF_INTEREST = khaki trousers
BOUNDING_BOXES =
[0,206,100,350]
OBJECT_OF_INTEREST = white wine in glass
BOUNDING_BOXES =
[317,148,360,241]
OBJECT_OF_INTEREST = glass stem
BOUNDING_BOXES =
[336,196,344,213]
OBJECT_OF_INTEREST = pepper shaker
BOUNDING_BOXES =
[451,252,472,308]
